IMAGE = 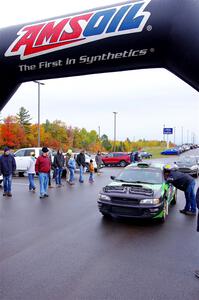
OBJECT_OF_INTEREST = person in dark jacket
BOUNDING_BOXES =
[163,165,196,215]
[35,147,51,198]
[95,151,103,174]
[53,148,65,187]
[0,146,16,196]
[194,189,199,278]
[76,150,86,183]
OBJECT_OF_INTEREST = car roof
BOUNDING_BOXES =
[126,162,164,170]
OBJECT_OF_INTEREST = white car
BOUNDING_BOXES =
[14,147,54,176]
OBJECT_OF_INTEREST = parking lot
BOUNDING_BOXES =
[0,160,199,300]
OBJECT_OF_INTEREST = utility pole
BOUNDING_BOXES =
[173,127,176,145]
[33,80,45,147]
[181,126,183,145]
[98,126,101,139]
[113,112,118,152]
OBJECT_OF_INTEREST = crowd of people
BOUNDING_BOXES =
[0,146,103,198]
[0,146,198,278]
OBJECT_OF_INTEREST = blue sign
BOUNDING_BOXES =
[163,128,173,134]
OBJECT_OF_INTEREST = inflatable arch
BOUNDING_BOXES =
[0,0,199,110]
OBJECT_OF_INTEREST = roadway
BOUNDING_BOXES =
[0,150,199,300]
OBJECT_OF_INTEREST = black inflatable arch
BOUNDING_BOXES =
[0,0,199,110]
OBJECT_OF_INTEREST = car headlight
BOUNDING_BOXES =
[99,194,111,201]
[140,198,160,205]
[190,166,196,170]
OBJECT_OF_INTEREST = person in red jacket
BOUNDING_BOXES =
[35,147,51,198]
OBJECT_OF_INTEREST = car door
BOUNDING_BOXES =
[14,149,26,171]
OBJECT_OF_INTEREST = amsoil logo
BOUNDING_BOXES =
[5,0,151,60]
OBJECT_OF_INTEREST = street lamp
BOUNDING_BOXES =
[113,112,118,152]
[33,80,45,147]
[173,127,176,145]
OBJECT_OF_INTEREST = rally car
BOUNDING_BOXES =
[98,162,177,222]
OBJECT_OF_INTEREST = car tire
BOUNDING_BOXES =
[18,172,24,177]
[119,160,127,167]
[101,212,112,219]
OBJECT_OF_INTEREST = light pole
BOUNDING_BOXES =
[33,80,45,147]
[113,112,118,152]
[181,126,183,145]
[98,125,101,139]
[173,127,176,145]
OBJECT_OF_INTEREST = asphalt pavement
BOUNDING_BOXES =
[0,150,199,300]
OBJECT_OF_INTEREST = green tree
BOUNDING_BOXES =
[101,134,112,151]
[16,107,32,133]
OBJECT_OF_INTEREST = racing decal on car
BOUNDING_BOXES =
[5,0,151,60]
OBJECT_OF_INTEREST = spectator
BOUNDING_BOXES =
[54,148,65,187]
[68,153,76,185]
[163,165,196,215]
[35,147,51,198]
[48,151,54,188]
[76,150,86,183]
[95,151,103,174]
[0,147,16,197]
[89,159,94,183]
[27,151,36,192]
[130,151,140,163]
[65,149,72,182]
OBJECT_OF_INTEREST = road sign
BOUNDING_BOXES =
[163,128,173,134]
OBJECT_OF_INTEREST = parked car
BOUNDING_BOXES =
[98,162,177,222]
[174,156,199,177]
[102,152,131,167]
[139,151,152,159]
[14,147,54,176]
[161,148,180,155]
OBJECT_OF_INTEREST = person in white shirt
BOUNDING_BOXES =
[27,152,36,191]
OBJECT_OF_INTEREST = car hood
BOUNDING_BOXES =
[103,181,164,199]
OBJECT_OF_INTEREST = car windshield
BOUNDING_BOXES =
[115,168,163,184]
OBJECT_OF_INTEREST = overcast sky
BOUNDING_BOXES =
[0,0,198,144]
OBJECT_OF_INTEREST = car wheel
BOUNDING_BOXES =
[160,200,168,223]
[119,160,127,167]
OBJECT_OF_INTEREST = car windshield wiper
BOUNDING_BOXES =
[130,181,159,184]
[114,179,127,182]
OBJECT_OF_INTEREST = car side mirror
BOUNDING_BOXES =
[110,176,116,180]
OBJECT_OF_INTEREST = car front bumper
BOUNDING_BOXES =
[97,200,164,219]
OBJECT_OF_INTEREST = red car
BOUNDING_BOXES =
[102,152,131,167]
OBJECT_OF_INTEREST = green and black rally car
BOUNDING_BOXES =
[98,162,177,222]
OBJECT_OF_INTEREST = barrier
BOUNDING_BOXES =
[0,0,199,110]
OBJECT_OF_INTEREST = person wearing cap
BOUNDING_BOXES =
[27,151,36,192]
[35,147,51,198]
[0,147,16,196]
[163,164,196,216]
